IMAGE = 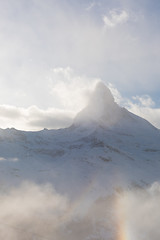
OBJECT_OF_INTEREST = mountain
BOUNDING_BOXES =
[0,82,160,239]
[0,81,159,192]
[74,82,157,134]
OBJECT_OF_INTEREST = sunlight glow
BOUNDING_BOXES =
[116,194,131,240]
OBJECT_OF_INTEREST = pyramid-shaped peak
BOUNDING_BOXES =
[93,81,113,95]
[74,82,122,128]
[89,82,115,107]
[72,81,158,135]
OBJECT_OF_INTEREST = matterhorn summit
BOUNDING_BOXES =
[74,82,157,135]
[0,82,160,240]
[74,81,122,128]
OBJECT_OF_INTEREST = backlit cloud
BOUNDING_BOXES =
[103,10,129,28]
[109,84,160,129]
[0,105,74,131]
[0,78,159,130]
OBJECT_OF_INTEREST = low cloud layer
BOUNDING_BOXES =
[0,181,160,240]
[0,104,75,130]
[0,181,113,240]
[117,182,160,240]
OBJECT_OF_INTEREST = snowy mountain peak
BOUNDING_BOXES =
[89,81,115,106]
[73,82,158,135]
[74,81,123,128]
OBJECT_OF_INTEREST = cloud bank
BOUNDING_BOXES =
[117,182,160,240]
[0,181,160,239]
[0,104,74,131]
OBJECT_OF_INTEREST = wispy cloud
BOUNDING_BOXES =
[103,10,129,28]
[85,2,97,11]
[49,67,100,111]
[109,84,160,129]
[132,95,155,108]
[127,102,160,129]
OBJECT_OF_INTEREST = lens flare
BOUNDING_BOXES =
[117,218,128,240]
[115,193,130,240]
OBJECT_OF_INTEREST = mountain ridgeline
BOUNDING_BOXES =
[0,82,160,240]
[0,82,159,193]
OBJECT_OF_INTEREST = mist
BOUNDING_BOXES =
[117,182,160,240]
[0,181,160,239]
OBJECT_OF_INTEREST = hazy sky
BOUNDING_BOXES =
[0,0,160,130]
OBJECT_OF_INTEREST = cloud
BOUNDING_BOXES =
[0,0,160,104]
[0,68,101,130]
[103,10,129,28]
[107,83,160,129]
[1,180,160,240]
[127,103,160,129]
[122,93,160,129]
[0,78,159,131]
[85,1,101,11]
[132,95,155,107]
[49,67,100,111]
[27,106,74,129]
[0,104,75,131]
[0,181,115,240]
[85,2,97,11]
[0,182,69,240]
[117,182,160,240]
[0,157,18,162]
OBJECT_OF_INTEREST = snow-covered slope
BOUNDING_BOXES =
[0,82,159,194]
[0,82,160,239]
[74,82,157,134]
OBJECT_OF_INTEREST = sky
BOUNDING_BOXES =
[0,0,160,130]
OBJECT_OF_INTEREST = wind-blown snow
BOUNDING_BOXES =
[74,82,123,127]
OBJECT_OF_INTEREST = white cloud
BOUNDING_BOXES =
[107,82,123,104]
[0,78,159,131]
[117,182,160,240]
[0,182,69,240]
[0,68,102,130]
[132,95,155,107]
[49,67,100,111]
[127,103,160,129]
[0,67,100,130]
[0,104,75,131]
[103,10,129,28]
[1,180,160,240]
[0,0,159,106]
[85,2,97,11]
[0,157,18,162]
[107,84,160,129]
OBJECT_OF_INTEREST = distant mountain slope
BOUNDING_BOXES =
[0,82,159,198]
[74,82,157,135]
[0,82,160,239]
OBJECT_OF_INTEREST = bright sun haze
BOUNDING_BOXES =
[0,0,159,130]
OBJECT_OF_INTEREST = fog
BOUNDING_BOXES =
[117,182,160,240]
[0,181,160,239]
